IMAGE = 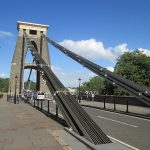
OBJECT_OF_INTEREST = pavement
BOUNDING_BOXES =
[80,100,150,117]
[0,96,68,150]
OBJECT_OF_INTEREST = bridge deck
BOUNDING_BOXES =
[0,96,64,150]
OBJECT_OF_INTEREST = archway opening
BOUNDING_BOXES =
[23,68,37,92]
[25,41,38,64]
[24,41,39,92]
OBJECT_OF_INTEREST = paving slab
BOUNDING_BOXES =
[0,96,65,150]
[81,100,150,116]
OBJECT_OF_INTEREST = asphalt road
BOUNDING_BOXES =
[34,100,150,150]
[83,106,150,150]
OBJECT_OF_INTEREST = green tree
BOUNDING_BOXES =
[24,80,36,91]
[0,78,9,92]
[78,50,150,95]
[114,50,150,91]
[102,81,116,95]
[80,76,105,94]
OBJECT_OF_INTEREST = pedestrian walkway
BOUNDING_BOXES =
[81,100,150,116]
[0,96,66,150]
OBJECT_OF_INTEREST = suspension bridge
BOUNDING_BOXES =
[2,21,150,150]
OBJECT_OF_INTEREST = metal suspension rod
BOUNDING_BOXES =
[43,34,150,106]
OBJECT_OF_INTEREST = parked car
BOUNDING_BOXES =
[33,91,45,100]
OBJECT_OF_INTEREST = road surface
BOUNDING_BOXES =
[83,106,150,150]
[34,100,150,150]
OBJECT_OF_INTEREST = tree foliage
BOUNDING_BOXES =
[79,50,150,95]
[80,76,105,94]
[0,78,9,92]
[114,50,150,90]
[24,80,36,91]
[0,78,36,93]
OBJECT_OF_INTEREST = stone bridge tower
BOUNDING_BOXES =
[9,21,50,94]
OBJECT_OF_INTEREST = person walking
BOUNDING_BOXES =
[91,93,95,101]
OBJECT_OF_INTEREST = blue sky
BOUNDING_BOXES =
[0,0,150,87]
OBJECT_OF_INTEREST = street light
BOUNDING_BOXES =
[8,82,11,102]
[78,78,82,103]
[9,82,11,96]
[14,75,18,104]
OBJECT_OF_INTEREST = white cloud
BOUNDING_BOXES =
[113,43,129,56]
[51,65,115,87]
[51,65,94,87]
[139,48,150,56]
[0,31,13,38]
[59,39,130,62]
[106,66,114,72]
[51,39,150,87]
[0,73,8,78]
[51,65,62,72]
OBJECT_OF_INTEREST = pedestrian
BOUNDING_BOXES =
[75,94,78,102]
[86,92,88,100]
[91,93,95,101]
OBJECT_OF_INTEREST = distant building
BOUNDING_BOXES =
[67,87,77,95]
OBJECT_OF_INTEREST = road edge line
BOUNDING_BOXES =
[108,135,140,150]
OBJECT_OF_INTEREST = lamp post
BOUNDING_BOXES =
[14,75,18,104]
[78,78,82,103]
[9,82,11,96]
[8,82,11,102]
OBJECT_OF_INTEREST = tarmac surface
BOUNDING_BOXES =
[0,96,66,150]
[80,100,150,150]
[83,106,150,150]
[41,99,150,150]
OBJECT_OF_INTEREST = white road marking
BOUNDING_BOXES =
[108,135,140,150]
[97,116,138,128]
[84,106,150,122]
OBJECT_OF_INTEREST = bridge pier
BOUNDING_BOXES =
[9,21,51,94]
